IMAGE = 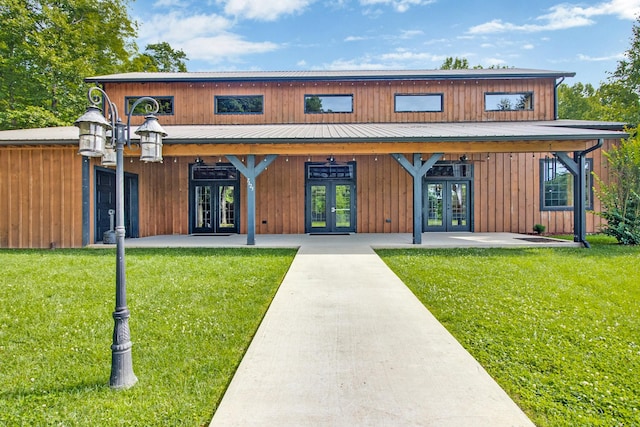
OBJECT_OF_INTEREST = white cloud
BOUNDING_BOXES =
[183,33,280,62]
[153,0,190,7]
[321,58,391,70]
[468,0,640,34]
[483,57,507,67]
[138,11,231,44]
[344,35,370,42]
[379,49,441,61]
[218,0,315,21]
[359,0,436,13]
[577,52,626,61]
[522,43,535,50]
[137,11,279,63]
[399,29,424,38]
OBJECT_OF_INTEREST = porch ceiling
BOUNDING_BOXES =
[0,120,626,155]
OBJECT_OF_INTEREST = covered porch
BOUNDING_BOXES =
[98,232,582,249]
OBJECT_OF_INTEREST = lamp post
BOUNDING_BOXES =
[75,87,167,389]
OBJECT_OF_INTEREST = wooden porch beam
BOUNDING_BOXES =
[153,140,595,157]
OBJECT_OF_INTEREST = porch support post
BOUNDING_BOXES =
[226,154,278,245]
[82,156,90,247]
[392,153,443,244]
[555,139,602,247]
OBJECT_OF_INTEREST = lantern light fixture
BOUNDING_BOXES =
[74,86,168,390]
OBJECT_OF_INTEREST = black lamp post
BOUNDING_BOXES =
[75,87,167,389]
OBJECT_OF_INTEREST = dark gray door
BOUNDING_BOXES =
[424,181,471,232]
[95,168,139,242]
[191,183,238,234]
[306,181,355,233]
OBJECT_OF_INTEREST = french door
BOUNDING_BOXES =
[306,181,355,233]
[192,184,238,233]
[189,164,239,234]
[424,181,471,232]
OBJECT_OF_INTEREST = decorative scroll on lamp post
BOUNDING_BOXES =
[75,87,167,389]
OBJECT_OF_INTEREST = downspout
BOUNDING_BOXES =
[577,138,604,248]
[554,77,565,120]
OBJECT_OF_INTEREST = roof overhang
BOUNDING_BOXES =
[85,69,576,84]
[0,121,626,156]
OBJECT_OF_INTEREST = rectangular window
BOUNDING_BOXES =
[192,165,238,181]
[215,95,264,114]
[395,94,443,112]
[304,94,353,114]
[125,96,174,115]
[485,92,533,111]
[540,158,593,210]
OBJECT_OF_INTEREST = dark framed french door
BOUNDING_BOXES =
[189,163,239,234]
[95,168,139,242]
[423,180,472,232]
[305,162,356,233]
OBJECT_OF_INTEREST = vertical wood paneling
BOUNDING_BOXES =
[105,77,559,126]
[0,149,7,247]
[0,147,83,248]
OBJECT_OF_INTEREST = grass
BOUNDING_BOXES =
[377,242,640,427]
[0,248,296,426]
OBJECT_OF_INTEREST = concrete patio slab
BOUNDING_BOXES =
[106,232,579,249]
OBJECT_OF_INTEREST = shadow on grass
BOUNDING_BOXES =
[0,247,298,258]
[0,379,109,400]
[376,245,638,259]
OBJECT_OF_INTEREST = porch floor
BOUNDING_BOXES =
[104,232,580,249]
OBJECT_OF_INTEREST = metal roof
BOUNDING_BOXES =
[0,121,625,147]
[86,68,576,84]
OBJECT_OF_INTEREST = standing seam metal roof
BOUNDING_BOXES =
[85,69,576,84]
[0,121,624,146]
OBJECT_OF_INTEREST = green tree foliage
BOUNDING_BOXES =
[439,56,505,70]
[557,82,603,120]
[440,57,470,70]
[0,0,187,130]
[130,42,188,72]
[558,16,640,126]
[595,131,640,244]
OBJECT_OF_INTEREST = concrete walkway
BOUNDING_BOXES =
[208,235,538,426]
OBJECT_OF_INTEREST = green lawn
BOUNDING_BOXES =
[378,242,640,427]
[0,248,296,426]
[3,242,639,426]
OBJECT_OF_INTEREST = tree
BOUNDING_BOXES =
[605,15,640,126]
[557,82,602,120]
[595,132,640,244]
[0,0,186,130]
[440,57,470,70]
[130,42,188,72]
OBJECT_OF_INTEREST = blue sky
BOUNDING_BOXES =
[130,0,640,86]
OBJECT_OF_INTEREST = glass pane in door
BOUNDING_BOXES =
[427,183,444,227]
[218,185,235,229]
[311,185,327,228]
[195,186,212,229]
[450,183,468,227]
[334,184,351,228]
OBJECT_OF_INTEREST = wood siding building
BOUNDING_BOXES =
[0,69,627,248]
